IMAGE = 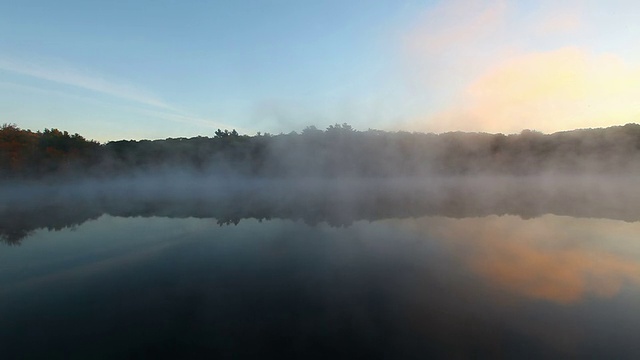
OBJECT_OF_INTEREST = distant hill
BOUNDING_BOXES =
[2,123,640,179]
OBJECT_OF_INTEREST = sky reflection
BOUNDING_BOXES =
[397,215,640,304]
[2,214,640,358]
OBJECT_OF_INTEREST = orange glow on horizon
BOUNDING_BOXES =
[420,47,640,134]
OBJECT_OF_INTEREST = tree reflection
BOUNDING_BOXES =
[2,176,640,245]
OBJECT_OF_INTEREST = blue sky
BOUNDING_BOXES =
[1,0,639,141]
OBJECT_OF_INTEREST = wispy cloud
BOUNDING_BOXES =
[405,0,508,56]
[534,7,583,35]
[423,47,640,133]
[0,56,173,110]
[137,109,251,134]
[398,0,640,133]
[0,56,248,135]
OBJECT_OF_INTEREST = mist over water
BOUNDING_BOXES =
[2,124,640,358]
[5,0,640,355]
[2,173,640,246]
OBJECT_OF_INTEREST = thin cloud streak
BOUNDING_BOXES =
[0,57,247,137]
[137,109,252,135]
[0,56,173,110]
[0,80,238,133]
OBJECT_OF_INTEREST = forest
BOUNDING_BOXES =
[2,122,640,179]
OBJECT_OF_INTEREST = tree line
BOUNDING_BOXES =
[2,122,640,179]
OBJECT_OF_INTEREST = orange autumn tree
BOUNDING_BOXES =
[0,124,100,176]
[0,123,38,173]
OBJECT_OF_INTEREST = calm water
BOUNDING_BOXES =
[2,179,640,358]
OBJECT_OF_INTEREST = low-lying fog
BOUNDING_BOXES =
[2,173,639,245]
[3,123,640,244]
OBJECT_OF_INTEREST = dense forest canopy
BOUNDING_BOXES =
[2,122,640,179]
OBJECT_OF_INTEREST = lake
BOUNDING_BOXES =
[1,177,640,358]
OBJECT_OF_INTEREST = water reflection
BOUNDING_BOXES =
[3,176,640,245]
[2,178,640,357]
[398,215,640,304]
[1,214,640,357]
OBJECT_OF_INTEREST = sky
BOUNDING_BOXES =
[1,0,639,141]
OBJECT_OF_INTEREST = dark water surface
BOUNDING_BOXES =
[2,179,640,358]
